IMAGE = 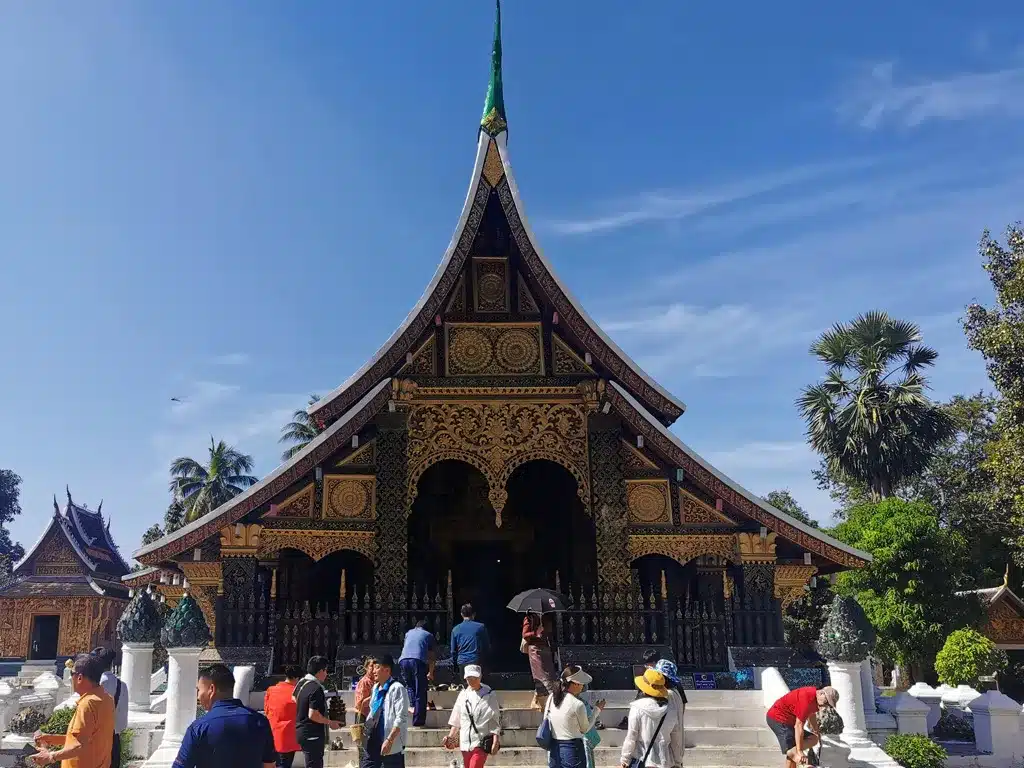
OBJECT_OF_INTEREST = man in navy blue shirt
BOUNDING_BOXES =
[398,620,435,727]
[173,664,277,768]
[450,604,490,678]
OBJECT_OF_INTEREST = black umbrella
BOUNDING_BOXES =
[507,588,568,614]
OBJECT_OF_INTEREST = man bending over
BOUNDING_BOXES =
[766,685,838,767]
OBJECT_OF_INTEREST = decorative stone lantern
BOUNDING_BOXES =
[117,588,163,713]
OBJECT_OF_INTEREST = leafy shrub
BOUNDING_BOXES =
[932,709,975,741]
[818,707,844,735]
[121,728,138,764]
[40,706,75,734]
[9,707,47,735]
[884,734,947,768]
[935,628,1007,687]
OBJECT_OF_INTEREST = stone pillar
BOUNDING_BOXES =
[971,691,1022,756]
[860,659,877,715]
[122,643,155,712]
[907,683,941,732]
[891,693,930,735]
[828,661,871,745]
[760,666,790,708]
[374,414,410,607]
[588,417,630,590]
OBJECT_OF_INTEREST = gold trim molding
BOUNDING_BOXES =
[219,523,263,557]
[256,529,376,563]
[628,534,740,566]
[626,479,672,525]
[774,565,818,610]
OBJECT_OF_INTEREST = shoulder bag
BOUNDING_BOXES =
[627,708,668,768]
[535,698,554,750]
[465,698,496,754]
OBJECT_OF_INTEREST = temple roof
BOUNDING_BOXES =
[9,489,131,584]
[307,2,686,430]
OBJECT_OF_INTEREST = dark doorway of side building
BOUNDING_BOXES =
[409,459,596,672]
[29,615,59,660]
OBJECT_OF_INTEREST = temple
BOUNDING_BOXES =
[0,489,130,664]
[129,2,870,684]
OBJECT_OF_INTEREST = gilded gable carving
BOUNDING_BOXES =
[336,440,376,468]
[517,272,539,315]
[269,485,314,519]
[626,479,672,525]
[397,336,436,376]
[481,140,505,188]
[445,323,544,376]
[679,488,737,526]
[33,531,80,575]
[620,440,659,473]
[472,257,510,313]
[324,475,376,520]
[628,534,740,566]
[257,529,376,563]
[774,565,818,610]
[552,333,595,376]
[219,523,262,556]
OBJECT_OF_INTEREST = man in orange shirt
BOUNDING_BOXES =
[264,666,303,768]
[33,653,115,768]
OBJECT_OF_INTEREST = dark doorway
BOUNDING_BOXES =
[408,459,596,671]
[29,616,59,660]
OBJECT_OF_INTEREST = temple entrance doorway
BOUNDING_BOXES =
[408,458,595,671]
[29,615,59,660]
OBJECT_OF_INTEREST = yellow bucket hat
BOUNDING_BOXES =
[634,668,668,699]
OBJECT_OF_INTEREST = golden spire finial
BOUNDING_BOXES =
[1004,563,1010,588]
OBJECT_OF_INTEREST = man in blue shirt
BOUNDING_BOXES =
[398,620,435,727]
[450,603,490,678]
[173,664,277,768]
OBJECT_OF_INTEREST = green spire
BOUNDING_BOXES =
[481,0,507,136]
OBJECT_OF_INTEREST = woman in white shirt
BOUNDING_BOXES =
[444,666,501,768]
[620,669,681,768]
[545,666,604,768]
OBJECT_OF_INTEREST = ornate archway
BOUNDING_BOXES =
[256,529,376,563]
[402,394,593,527]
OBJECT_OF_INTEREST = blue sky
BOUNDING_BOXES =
[1,1,1020,560]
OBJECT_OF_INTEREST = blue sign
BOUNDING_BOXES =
[694,673,717,690]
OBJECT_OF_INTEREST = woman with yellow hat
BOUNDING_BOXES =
[619,669,681,768]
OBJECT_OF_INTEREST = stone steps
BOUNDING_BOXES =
[384,725,777,749]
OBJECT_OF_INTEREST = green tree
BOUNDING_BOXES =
[0,470,25,575]
[764,489,818,528]
[798,312,956,500]
[934,628,1007,687]
[832,498,983,678]
[279,394,324,461]
[141,524,164,546]
[169,438,258,523]
[164,498,185,534]
[963,225,1024,564]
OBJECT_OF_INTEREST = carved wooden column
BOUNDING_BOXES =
[738,531,780,644]
[588,415,630,590]
[374,413,409,606]
[219,523,262,646]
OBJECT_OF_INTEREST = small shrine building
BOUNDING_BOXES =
[0,489,130,663]
[129,3,871,683]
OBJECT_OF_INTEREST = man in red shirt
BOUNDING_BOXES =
[766,685,839,767]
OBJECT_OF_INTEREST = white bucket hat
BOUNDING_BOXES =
[463,664,483,679]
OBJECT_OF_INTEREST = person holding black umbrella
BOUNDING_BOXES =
[509,588,566,711]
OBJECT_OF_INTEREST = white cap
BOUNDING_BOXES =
[464,665,483,679]
[566,668,592,686]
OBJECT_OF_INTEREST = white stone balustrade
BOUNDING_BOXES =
[141,646,204,768]
[891,693,930,735]
[908,683,942,732]
[828,660,901,768]
[760,666,790,708]
[232,666,255,704]
[122,642,156,712]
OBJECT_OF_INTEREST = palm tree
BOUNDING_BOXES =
[797,311,955,500]
[279,394,324,461]
[169,437,259,522]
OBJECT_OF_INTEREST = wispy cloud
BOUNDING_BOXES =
[543,161,868,237]
[836,61,1024,130]
[706,441,813,472]
[211,352,250,366]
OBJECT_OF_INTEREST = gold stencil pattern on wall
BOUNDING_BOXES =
[324,475,376,519]
[481,140,505,188]
[552,333,594,376]
[626,479,672,524]
[517,272,539,315]
[446,323,544,376]
[679,488,737,526]
[397,336,436,376]
[473,257,510,313]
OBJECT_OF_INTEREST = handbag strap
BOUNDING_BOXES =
[640,709,669,766]
[465,700,480,738]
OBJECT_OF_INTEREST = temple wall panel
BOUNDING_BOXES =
[0,596,126,659]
